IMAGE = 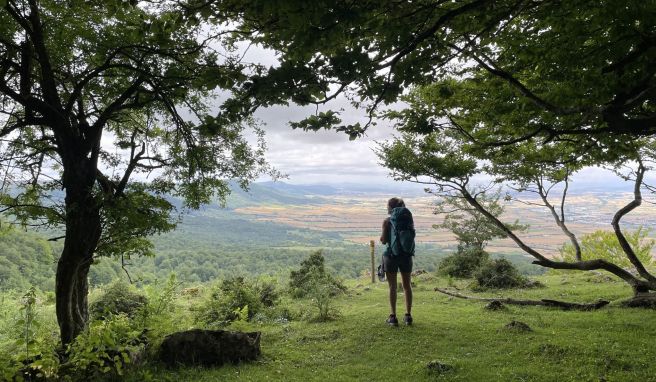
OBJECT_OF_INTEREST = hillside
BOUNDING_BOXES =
[126,273,656,381]
[2,271,654,381]
[5,181,646,290]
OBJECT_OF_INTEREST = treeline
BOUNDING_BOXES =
[0,209,542,291]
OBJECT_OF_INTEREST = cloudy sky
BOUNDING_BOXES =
[249,101,654,195]
[252,101,401,186]
[226,45,648,194]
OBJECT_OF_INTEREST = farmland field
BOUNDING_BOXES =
[233,192,656,258]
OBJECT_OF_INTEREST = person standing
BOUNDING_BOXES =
[380,197,415,326]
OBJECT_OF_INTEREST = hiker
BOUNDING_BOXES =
[380,197,415,326]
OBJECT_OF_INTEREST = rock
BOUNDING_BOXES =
[621,295,656,309]
[484,300,506,311]
[504,320,532,332]
[159,329,261,367]
[426,360,453,374]
[411,269,427,276]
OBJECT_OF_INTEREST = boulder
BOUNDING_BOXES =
[484,300,506,311]
[426,360,453,374]
[504,320,532,332]
[159,329,261,367]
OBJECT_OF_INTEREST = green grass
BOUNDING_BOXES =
[122,272,656,382]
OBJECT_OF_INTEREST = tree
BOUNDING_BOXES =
[435,189,526,278]
[0,1,272,345]
[220,0,656,145]
[221,0,656,301]
[377,128,656,301]
[560,228,655,272]
[434,189,525,252]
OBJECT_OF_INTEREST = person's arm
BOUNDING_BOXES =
[380,218,390,244]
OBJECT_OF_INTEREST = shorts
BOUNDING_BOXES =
[382,254,413,273]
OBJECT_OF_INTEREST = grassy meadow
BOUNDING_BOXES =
[3,270,655,381]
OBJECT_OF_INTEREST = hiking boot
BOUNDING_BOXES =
[404,314,413,326]
[386,314,399,327]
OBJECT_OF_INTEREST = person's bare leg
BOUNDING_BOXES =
[400,272,412,315]
[386,272,398,316]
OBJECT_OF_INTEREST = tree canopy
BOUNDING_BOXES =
[0,0,273,344]
[222,0,656,147]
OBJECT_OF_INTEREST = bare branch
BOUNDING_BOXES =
[611,160,656,283]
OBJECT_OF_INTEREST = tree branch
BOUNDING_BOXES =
[611,160,656,283]
[435,288,610,311]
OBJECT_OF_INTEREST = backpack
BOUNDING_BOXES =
[389,207,415,256]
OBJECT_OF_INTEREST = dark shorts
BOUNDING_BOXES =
[382,254,413,273]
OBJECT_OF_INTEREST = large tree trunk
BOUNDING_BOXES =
[55,166,102,346]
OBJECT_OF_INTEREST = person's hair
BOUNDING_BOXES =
[387,197,405,213]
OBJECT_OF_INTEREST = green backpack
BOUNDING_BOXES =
[389,207,415,256]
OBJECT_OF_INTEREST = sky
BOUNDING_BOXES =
[252,102,402,187]
[248,99,655,196]
[213,44,650,195]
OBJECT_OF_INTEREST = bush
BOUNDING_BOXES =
[474,258,529,289]
[89,280,148,319]
[560,227,654,269]
[255,276,281,308]
[65,314,146,380]
[289,251,346,298]
[195,276,280,327]
[438,248,489,278]
[305,269,342,322]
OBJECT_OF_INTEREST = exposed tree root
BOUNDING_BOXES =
[620,293,656,308]
[434,288,609,311]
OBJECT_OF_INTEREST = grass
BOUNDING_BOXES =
[121,272,656,382]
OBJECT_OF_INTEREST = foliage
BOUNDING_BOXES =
[438,248,490,279]
[0,209,451,288]
[474,259,529,290]
[194,276,279,327]
[225,1,656,151]
[5,272,656,380]
[560,228,655,270]
[0,225,56,291]
[435,190,527,252]
[16,287,38,361]
[289,251,346,298]
[89,280,148,320]
[0,287,60,381]
[303,269,343,322]
[65,314,144,380]
[0,0,275,344]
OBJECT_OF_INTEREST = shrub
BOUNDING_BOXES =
[289,251,346,298]
[305,269,342,322]
[194,276,279,327]
[560,227,654,269]
[65,314,145,380]
[438,248,489,278]
[474,258,528,289]
[89,280,148,319]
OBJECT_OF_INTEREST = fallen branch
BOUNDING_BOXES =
[434,288,609,311]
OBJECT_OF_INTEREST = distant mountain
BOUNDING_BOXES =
[223,181,327,208]
[256,181,426,197]
[256,181,342,196]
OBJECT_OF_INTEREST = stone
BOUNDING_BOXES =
[484,300,506,311]
[426,360,453,374]
[504,320,532,332]
[158,329,261,368]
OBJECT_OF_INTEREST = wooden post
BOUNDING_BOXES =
[370,240,375,283]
